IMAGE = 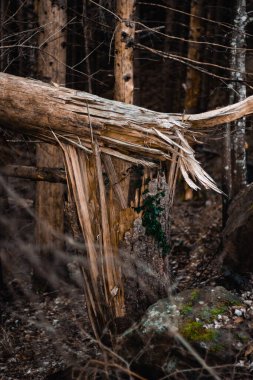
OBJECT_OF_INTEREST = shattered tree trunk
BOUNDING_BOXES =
[1,73,253,153]
[2,72,253,327]
[35,0,66,277]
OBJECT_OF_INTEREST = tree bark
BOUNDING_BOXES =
[183,0,205,200]
[230,0,247,196]
[222,0,247,224]
[2,73,253,137]
[2,165,66,183]
[114,0,135,104]
[34,0,67,290]
[35,0,67,255]
[184,0,204,113]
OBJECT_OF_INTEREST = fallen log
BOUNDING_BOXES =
[2,165,66,183]
[1,73,252,192]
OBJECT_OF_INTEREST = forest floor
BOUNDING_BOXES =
[0,190,228,380]
[1,154,253,379]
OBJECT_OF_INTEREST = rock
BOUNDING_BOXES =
[118,286,252,379]
[222,183,253,274]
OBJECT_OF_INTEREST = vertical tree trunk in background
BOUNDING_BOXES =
[162,1,175,113]
[0,0,6,72]
[0,0,8,293]
[35,0,67,287]
[82,0,92,94]
[184,0,204,200]
[223,0,247,224]
[114,0,135,104]
[112,0,136,316]
[231,0,247,196]
[184,0,204,113]
[112,1,169,317]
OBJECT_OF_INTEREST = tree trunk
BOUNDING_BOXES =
[112,1,170,315]
[1,73,253,136]
[2,165,66,183]
[183,0,205,200]
[162,1,176,113]
[184,0,204,113]
[222,0,247,224]
[35,0,67,289]
[230,0,247,196]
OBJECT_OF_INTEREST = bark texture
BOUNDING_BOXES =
[114,0,135,103]
[184,0,204,113]
[230,0,247,196]
[1,73,253,137]
[2,165,66,183]
[223,0,247,224]
[35,0,66,252]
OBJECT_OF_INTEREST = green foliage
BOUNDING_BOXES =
[135,189,169,256]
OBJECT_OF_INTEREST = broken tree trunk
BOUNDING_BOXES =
[35,0,66,269]
[1,73,253,176]
[2,72,253,333]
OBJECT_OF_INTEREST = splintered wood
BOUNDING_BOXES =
[60,143,125,337]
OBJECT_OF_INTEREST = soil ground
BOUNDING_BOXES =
[0,189,224,380]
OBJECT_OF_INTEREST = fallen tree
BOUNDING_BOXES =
[1,72,253,337]
[1,73,253,190]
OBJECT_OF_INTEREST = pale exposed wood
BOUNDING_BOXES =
[61,144,103,333]
[186,96,253,128]
[35,0,67,249]
[94,144,125,317]
[1,72,253,135]
[1,73,253,188]
[2,165,66,183]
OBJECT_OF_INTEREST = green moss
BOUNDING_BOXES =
[210,306,226,317]
[180,305,193,316]
[209,342,224,353]
[180,321,217,342]
[190,290,200,303]
[197,305,228,323]
[236,332,248,343]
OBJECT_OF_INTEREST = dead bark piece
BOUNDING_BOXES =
[2,165,66,183]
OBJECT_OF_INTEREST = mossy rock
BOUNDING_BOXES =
[118,286,252,378]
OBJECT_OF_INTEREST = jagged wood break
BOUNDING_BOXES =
[2,73,250,190]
